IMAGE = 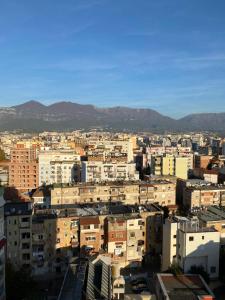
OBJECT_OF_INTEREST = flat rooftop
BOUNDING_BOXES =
[157,273,215,300]
[186,184,225,191]
[34,203,163,219]
[196,206,225,223]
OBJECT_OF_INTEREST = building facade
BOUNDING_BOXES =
[9,144,39,191]
[39,149,80,185]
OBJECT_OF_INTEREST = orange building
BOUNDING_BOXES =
[194,155,213,169]
[9,144,39,191]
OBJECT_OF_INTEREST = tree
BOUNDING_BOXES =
[167,262,183,275]
[5,261,40,300]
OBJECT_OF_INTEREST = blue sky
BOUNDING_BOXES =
[0,0,225,118]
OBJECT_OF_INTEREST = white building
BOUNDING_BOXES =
[162,216,220,279]
[81,161,139,183]
[38,149,80,185]
[162,216,189,272]
[0,190,5,300]
[177,219,220,279]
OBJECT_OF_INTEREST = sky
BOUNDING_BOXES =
[0,0,225,118]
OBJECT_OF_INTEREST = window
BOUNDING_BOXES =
[173,235,177,239]
[210,266,216,273]
[94,224,99,229]
[21,217,29,222]
[173,244,176,247]
[189,236,194,241]
[202,236,205,240]
[83,225,90,230]
[130,232,135,238]
[21,232,30,239]
[85,236,96,241]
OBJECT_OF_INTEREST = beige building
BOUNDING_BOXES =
[106,215,146,267]
[5,202,32,270]
[50,181,176,207]
[50,182,140,206]
[183,185,225,208]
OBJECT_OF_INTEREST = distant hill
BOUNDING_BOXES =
[0,100,223,132]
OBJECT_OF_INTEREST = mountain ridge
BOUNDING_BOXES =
[1,100,224,132]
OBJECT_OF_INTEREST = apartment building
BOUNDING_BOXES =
[194,155,213,169]
[195,206,225,246]
[163,156,189,179]
[177,218,220,279]
[79,216,103,255]
[162,216,189,271]
[50,182,140,206]
[32,210,80,275]
[50,181,174,207]
[183,184,225,208]
[5,202,32,270]
[139,180,176,206]
[86,138,134,163]
[0,191,5,300]
[9,144,39,191]
[151,155,190,179]
[105,215,146,267]
[39,149,80,185]
[81,161,139,183]
[162,216,220,278]
[4,202,163,276]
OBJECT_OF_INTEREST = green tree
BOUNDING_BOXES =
[167,262,183,275]
[5,261,40,300]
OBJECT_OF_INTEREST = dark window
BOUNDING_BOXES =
[189,236,194,241]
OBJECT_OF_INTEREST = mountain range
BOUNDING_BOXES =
[0,100,224,133]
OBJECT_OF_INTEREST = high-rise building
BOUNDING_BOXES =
[9,144,39,191]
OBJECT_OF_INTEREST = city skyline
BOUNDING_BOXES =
[1,0,225,117]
